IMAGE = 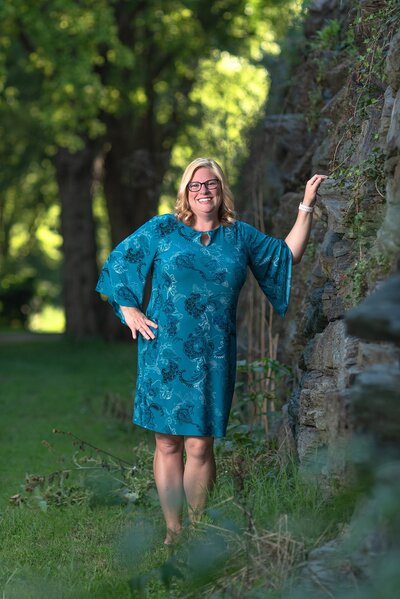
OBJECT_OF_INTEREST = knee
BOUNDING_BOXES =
[155,433,184,456]
[185,437,214,463]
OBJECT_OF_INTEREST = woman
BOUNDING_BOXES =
[96,157,327,544]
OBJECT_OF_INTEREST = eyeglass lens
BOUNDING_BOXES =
[188,179,218,191]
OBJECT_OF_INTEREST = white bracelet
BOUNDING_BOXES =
[298,202,314,213]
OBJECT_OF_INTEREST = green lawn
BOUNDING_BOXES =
[0,337,145,503]
[0,337,365,599]
[0,337,162,599]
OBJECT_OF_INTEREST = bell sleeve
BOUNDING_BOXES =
[96,216,159,326]
[243,221,293,318]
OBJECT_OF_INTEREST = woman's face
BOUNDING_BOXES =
[187,167,222,221]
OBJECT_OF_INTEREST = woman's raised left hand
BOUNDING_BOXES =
[303,174,328,206]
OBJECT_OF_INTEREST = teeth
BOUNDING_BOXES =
[198,198,211,202]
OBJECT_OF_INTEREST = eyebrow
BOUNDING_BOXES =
[190,178,218,183]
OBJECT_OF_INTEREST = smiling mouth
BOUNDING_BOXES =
[198,198,212,202]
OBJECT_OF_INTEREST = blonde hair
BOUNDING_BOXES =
[174,158,237,227]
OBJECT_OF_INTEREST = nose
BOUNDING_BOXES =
[197,182,212,192]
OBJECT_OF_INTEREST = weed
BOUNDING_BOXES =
[10,429,155,511]
[348,0,399,118]
[309,19,341,52]
[341,249,393,308]
[232,357,293,436]
[328,146,389,307]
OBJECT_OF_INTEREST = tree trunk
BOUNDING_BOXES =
[103,117,171,245]
[55,143,105,338]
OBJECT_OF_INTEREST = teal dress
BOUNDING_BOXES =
[96,213,292,437]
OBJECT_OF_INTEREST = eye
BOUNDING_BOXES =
[207,179,218,189]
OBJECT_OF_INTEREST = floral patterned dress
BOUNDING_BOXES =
[96,213,292,437]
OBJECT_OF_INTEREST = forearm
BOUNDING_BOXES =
[284,208,314,265]
[284,174,327,264]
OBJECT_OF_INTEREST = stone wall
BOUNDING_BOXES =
[237,0,400,478]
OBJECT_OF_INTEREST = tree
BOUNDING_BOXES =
[0,0,299,336]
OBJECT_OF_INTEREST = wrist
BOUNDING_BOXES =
[298,201,314,213]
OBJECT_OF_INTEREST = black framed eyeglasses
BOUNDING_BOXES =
[187,178,219,192]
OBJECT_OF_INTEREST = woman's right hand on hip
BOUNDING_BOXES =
[119,306,158,340]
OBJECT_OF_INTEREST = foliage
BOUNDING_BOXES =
[338,249,392,309]
[329,147,392,307]
[323,2,400,307]
[332,147,385,212]
[162,50,269,204]
[1,339,397,598]
[348,0,399,119]
[232,356,293,436]
[8,429,363,598]
[309,18,342,51]
[0,158,62,329]
[10,430,155,511]
[120,434,369,597]
[304,16,355,131]
[303,0,399,132]
[0,0,301,153]
[0,0,301,329]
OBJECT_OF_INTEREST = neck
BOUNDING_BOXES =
[192,215,220,231]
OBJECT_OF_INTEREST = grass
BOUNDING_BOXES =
[0,337,152,598]
[0,337,141,503]
[0,338,365,598]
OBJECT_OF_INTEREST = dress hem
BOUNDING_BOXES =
[132,420,226,438]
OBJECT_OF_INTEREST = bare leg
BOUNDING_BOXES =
[153,433,185,544]
[183,436,216,524]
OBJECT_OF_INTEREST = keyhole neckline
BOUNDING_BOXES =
[200,232,211,246]
[176,216,223,234]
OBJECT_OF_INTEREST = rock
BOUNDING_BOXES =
[378,159,400,254]
[300,286,329,337]
[264,114,311,184]
[352,105,383,164]
[319,181,349,234]
[355,340,400,369]
[378,86,395,144]
[311,118,335,172]
[350,364,400,443]
[319,230,350,279]
[325,60,352,95]
[321,229,343,257]
[298,372,337,430]
[297,424,327,462]
[303,320,344,372]
[332,238,352,258]
[320,85,348,120]
[386,88,400,157]
[345,274,400,343]
[321,282,346,321]
[386,30,400,92]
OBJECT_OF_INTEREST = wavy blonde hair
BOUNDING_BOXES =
[174,158,237,227]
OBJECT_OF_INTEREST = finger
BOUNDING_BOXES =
[143,331,154,340]
[140,325,156,340]
[145,318,158,328]
[146,326,156,339]
[311,177,327,187]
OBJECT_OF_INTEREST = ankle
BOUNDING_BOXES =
[164,526,183,545]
